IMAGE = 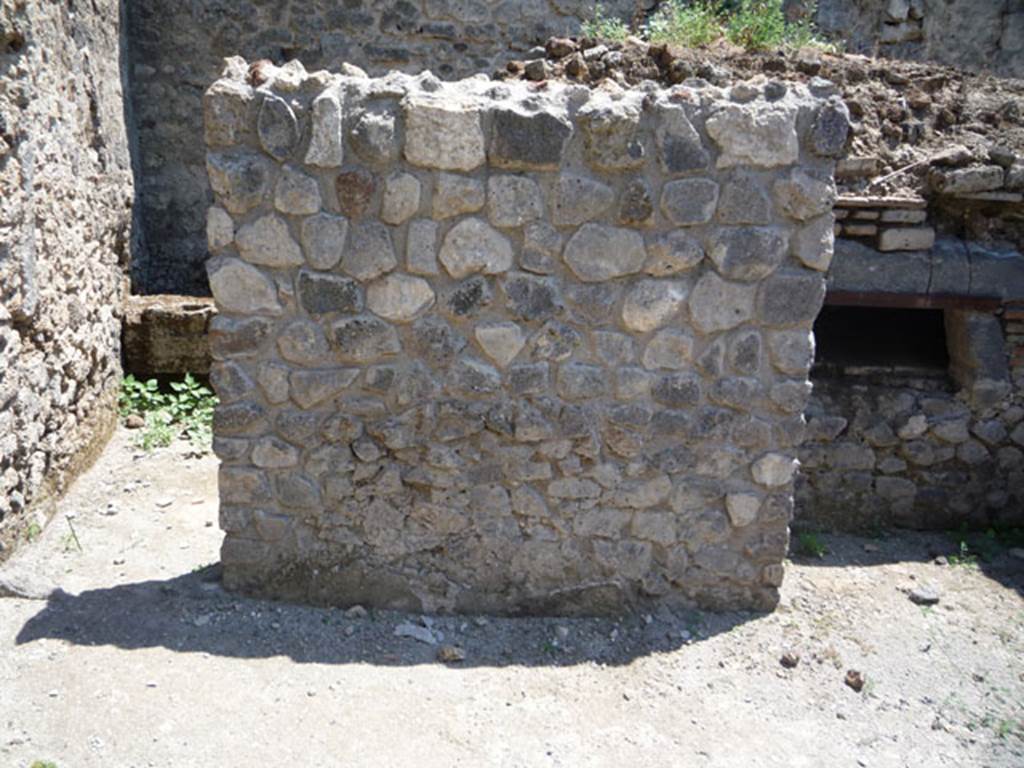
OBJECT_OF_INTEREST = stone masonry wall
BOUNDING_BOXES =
[126,0,636,295]
[0,0,133,556]
[204,57,845,614]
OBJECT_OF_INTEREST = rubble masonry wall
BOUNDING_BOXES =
[204,58,844,613]
[0,0,133,555]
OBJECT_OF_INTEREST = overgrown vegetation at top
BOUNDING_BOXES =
[118,374,217,453]
[585,1,836,52]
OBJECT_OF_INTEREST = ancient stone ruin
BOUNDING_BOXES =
[203,58,842,613]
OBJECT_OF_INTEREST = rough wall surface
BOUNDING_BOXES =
[126,0,636,296]
[205,58,842,614]
[814,0,1024,80]
[0,0,132,554]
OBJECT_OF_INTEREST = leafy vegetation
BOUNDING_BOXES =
[585,1,836,52]
[796,531,828,559]
[581,3,630,41]
[119,374,217,453]
[948,525,1024,567]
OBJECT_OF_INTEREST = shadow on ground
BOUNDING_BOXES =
[788,528,1024,598]
[14,567,758,668]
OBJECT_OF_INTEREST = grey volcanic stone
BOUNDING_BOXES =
[236,214,304,268]
[207,206,234,251]
[406,219,439,275]
[297,271,363,316]
[619,179,654,226]
[488,175,544,228]
[351,108,398,166]
[445,276,492,317]
[449,357,502,395]
[792,214,834,272]
[208,258,281,316]
[343,222,397,281]
[204,77,254,148]
[657,105,710,174]
[643,329,695,370]
[557,362,607,400]
[214,401,267,436]
[301,213,348,270]
[410,316,467,365]
[689,272,757,333]
[644,231,704,276]
[521,222,562,275]
[489,107,573,170]
[290,368,360,409]
[277,320,331,366]
[758,271,826,327]
[531,320,582,361]
[206,152,273,214]
[811,99,850,157]
[475,322,526,367]
[252,437,300,469]
[705,100,799,168]
[716,174,771,224]
[708,227,788,281]
[552,175,615,226]
[563,224,646,282]
[652,373,702,408]
[594,331,635,366]
[274,166,321,215]
[767,329,815,376]
[661,179,720,226]
[439,218,514,277]
[210,316,273,359]
[508,363,550,395]
[258,94,300,160]
[330,315,402,362]
[502,273,563,321]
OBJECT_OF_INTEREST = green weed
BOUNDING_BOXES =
[30,761,59,768]
[25,521,42,543]
[120,374,217,453]
[796,532,828,559]
[581,4,630,41]
[647,1,722,47]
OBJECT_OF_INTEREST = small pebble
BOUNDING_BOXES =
[909,585,941,605]
[780,651,800,669]
[344,605,367,619]
[844,670,865,692]
[437,645,466,663]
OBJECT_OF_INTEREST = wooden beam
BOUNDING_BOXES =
[825,291,1003,311]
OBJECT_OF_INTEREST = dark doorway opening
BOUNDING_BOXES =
[812,305,951,380]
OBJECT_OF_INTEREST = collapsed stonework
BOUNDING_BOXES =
[204,57,843,613]
[0,0,133,555]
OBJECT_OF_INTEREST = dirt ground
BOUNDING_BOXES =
[0,427,1022,767]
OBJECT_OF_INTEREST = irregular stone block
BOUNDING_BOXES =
[656,105,710,175]
[351,108,398,166]
[705,99,799,168]
[330,314,402,362]
[642,329,695,370]
[557,362,607,400]
[622,280,689,333]
[810,98,851,157]
[618,179,654,226]
[487,175,544,228]
[305,88,344,167]
[206,152,273,214]
[439,218,513,278]
[380,172,422,225]
[207,257,281,316]
[404,96,485,171]
[773,170,836,221]
[878,227,935,252]
[236,214,303,268]
[290,368,360,409]
[444,276,492,317]
[296,271,363,316]
[689,272,757,333]
[644,231,704,276]
[433,173,485,219]
[716,174,771,225]
[751,453,797,487]
[552,175,615,226]
[652,372,702,408]
[406,219,439,275]
[277,320,331,367]
[475,322,526,367]
[301,212,348,270]
[578,99,646,172]
[207,206,234,252]
[661,178,719,226]
[343,222,397,281]
[792,214,834,272]
[410,316,467,366]
[489,107,572,171]
[335,169,376,219]
[204,78,254,148]
[367,273,435,322]
[758,271,826,327]
[708,227,788,281]
[563,224,645,282]
[448,357,502,395]
[502,272,563,322]
[258,94,300,161]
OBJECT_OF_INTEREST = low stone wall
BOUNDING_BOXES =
[205,58,843,613]
[0,0,133,556]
